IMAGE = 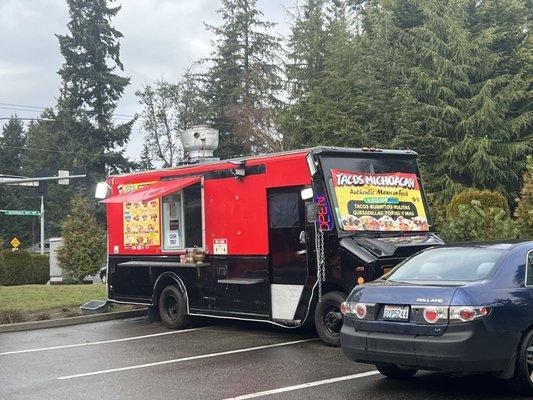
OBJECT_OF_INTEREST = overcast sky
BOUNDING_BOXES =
[0,0,295,160]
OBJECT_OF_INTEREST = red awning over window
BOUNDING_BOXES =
[101,176,201,204]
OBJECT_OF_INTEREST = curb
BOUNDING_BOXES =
[0,309,147,333]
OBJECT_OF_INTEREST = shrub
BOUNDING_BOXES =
[440,200,520,243]
[58,196,106,282]
[1,250,33,286]
[515,157,533,239]
[30,254,50,284]
[446,189,510,219]
[0,252,6,285]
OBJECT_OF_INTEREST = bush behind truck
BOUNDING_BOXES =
[0,250,50,286]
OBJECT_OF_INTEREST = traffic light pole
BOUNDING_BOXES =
[0,172,86,253]
[40,196,45,255]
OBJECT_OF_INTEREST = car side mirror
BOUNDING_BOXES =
[306,203,318,223]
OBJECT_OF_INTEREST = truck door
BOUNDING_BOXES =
[268,187,308,321]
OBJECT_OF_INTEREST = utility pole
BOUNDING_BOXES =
[40,195,45,255]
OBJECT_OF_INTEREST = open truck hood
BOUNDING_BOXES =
[340,233,444,263]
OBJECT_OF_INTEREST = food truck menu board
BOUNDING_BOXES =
[331,169,429,232]
[120,182,161,248]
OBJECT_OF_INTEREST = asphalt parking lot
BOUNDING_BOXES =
[0,317,525,400]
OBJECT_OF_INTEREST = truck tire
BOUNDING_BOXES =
[509,329,533,396]
[376,364,417,379]
[314,291,345,347]
[158,285,189,330]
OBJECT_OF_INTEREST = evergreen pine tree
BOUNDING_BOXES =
[21,110,74,240]
[56,0,134,181]
[515,157,533,239]
[0,117,26,176]
[282,0,329,148]
[393,0,531,200]
[0,117,34,246]
[205,0,283,158]
[57,195,106,282]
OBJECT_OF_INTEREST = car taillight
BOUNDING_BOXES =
[340,301,350,316]
[354,303,367,319]
[422,306,447,324]
[414,305,491,324]
[449,306,491,323]
[340,302,375,320]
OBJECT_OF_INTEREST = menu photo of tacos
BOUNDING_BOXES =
[341,215,380,231]
[340,214,429,232]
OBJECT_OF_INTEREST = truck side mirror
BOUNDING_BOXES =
[306,203,319,223]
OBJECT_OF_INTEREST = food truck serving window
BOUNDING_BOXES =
[162,184,203,250]
[320,155,430,232]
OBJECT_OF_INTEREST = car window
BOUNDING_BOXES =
[387,248,506,282]
[527,251,533,286]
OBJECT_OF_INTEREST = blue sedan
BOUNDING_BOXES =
[340,241,533,395]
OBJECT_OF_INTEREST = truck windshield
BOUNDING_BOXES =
[387,248,506,282]
[320,155,430,233]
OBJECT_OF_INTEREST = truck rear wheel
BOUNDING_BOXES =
[314,291,345,347]
[158,285,189,329]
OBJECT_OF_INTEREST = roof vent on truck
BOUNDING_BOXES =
[181,125,220,164]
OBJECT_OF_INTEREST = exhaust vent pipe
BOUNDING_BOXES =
[181,125,219,163]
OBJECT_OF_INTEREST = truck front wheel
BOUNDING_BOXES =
[314,291,345,347]
[158,285,189,329]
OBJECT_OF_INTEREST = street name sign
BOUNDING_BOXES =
[3,210,41,216]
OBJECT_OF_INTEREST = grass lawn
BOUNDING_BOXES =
[0,284,107,312]
[0,284,130,324]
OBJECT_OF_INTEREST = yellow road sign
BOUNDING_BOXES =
[10,237,21,249]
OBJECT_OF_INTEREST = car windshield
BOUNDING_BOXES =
[387,248,507,282]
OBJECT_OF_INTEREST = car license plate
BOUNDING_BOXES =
[383,305,409,321]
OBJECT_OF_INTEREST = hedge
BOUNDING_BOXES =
[0,253,6,285]
[30,254,50,284]
[0,250,50,286]
[446,189,509,219]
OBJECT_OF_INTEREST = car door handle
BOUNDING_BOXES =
[296,250,307,255]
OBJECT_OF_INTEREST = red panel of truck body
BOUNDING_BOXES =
[105,151,312,256]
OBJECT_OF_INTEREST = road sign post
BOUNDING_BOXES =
[0,171,86,255]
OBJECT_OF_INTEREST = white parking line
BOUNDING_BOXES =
[223,370,381,399]
[0,326,213,356]
[57,338,318,380]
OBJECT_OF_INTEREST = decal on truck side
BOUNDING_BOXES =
[213,238,228,255]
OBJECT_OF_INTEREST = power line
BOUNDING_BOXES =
[0,102,138,119]
[0,144,129,158]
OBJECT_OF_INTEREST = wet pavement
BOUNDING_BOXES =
[0,317,524,400]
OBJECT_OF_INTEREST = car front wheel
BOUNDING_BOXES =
[510,329,533,395]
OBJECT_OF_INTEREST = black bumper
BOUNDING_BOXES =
[340,318,519,373]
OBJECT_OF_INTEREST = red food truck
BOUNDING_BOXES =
[98,144,443,345]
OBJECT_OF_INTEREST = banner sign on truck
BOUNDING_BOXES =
[331,169,429,232]
[119,182,161,248]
